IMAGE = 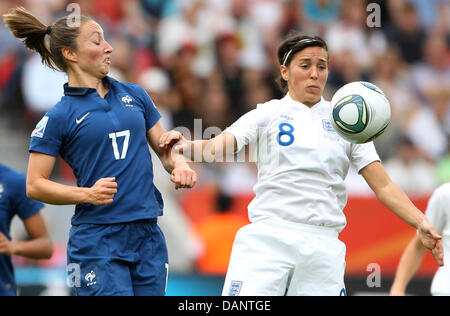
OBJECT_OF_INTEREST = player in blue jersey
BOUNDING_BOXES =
[3,7,196,296]
[0,163,53,296]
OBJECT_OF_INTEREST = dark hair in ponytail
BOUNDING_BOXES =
[276,32,329,94]
[2,6,92,72]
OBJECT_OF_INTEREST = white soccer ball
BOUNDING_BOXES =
[329,81,391,144]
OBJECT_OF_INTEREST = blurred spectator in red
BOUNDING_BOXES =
[91,0,123,25]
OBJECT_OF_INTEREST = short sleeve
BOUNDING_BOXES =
[224,105,269,153]
[29,107,65,157]
[425,185,447,233]
[9,172,44,221]
[136,86,162,131]
[350,142,381,172]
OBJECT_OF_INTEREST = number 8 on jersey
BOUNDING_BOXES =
[278,123,295,146]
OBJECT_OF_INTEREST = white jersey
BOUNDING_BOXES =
[425,183,450,295]
[225,93,380,232]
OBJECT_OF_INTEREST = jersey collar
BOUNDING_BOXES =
[63,76,116,96]
[284,92,325,110]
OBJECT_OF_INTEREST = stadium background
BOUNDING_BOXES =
[0,0,448,296]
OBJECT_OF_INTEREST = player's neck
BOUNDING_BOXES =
[67,71,109,98]
[288,91,321,108]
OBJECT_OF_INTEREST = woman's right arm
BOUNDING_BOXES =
[159,131,237,163]
[26,152,117,206]
[159,105,266,162]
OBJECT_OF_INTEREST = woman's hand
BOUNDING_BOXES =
[170,162,197,190]
[87,177,118,205]
[0,233,13,256]
[159,130,188,153]
[417,218,444,266]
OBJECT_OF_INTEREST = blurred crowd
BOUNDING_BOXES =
[0,0,449,276]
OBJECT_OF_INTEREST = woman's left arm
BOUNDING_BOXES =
[0,213,53,259]
[147,121,197,189]
[360,161,444,266]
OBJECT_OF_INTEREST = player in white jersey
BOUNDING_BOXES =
[159,33,444,296]
[390,183,450,296]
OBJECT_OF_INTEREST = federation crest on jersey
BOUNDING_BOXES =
[31,116,49,138]
[120,95,135,107]
[228,280,243,296]
[85,270,97,287]
[322,119,340,141]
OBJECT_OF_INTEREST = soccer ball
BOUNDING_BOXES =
[329,81,391,144]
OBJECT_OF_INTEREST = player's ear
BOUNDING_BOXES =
[62,47,77,63]
[280,65,289,82]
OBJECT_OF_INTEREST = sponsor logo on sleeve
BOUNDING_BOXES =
[31,116,49,138]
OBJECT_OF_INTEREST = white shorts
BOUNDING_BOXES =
[431,259,450,295]
[222,217,347,296]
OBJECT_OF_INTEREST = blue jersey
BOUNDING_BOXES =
[0,164,44,296]
[29,76,164,225]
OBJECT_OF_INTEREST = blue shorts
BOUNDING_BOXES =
[67,219,168,296]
